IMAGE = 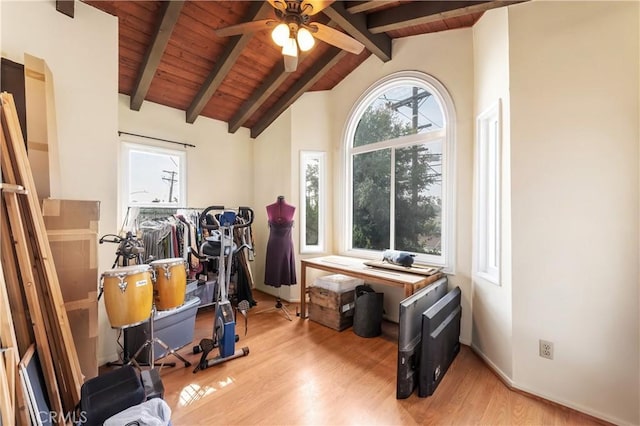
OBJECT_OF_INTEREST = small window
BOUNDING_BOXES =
[120,140,187,218]
[474,101,501,285]
[300,151,326,253]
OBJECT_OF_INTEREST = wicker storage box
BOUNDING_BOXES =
[308,287,356,331]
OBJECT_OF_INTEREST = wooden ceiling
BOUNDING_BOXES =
[81,0,520,138]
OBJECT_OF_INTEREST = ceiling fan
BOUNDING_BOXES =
[215,0,365,72]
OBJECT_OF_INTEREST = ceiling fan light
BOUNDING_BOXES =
[296,27,315,52]
[283,54,298,73]
[282,37,298,57]
[271,23,289,47]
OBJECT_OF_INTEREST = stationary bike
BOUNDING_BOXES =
[192,206,253,373]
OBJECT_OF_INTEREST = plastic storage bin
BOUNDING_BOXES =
[314,274,363,293]
[125,296,200,362]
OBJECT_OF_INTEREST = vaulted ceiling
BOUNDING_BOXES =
[81,1,521,138]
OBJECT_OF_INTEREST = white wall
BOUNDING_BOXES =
[471,7,514,380]
[4,2,639,423]
[509,2,639,424]
[1,0,119,365]
[328,29,475,341]
[252,108,296,302]
[118,94,254,212]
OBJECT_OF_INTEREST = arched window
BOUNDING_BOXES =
[343,71,456,268]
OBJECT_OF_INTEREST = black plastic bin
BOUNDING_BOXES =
[353,285,384,338]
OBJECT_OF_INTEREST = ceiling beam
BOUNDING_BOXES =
[367,1,519,34]
[228,61,288,134]
[250,47,348,139]
[344,1,386,14]
[323,2,391,62]
[186,2,272,124]
[130,0,184,111]
[56,0,74,18]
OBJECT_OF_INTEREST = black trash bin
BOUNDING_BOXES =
[353,285,384,338]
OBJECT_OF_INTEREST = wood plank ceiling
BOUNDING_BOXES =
[82,0,521,138]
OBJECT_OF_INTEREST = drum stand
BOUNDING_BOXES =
[128,306,191,370]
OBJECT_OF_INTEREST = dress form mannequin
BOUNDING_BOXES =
[261,195,296,320]
[266,196,295,223]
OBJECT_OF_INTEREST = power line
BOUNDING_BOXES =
[162,170,178,202]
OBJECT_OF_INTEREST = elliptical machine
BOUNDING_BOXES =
[193,206,253,373]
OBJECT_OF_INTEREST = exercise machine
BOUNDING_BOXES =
[193,206,253,373]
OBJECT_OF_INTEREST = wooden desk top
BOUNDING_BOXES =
[301,255,433,287]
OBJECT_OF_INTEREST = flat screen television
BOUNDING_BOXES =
[396,277,448,399]
[418,286,462,397]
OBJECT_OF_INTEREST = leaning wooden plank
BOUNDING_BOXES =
[17,345,37,426]
[0,349,15,426]
[2,192,64,423]
[3,92,83,396]
[1,94,78,415]
[1,208,31,426]
[0,193,33,355]
[1,92,82,408]
[0,261,20,412]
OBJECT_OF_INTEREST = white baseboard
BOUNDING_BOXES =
[471,344,630,425]
[511,383,632,426]
[470,343,513,386]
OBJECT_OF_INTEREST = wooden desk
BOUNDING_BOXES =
[300,255,443,319]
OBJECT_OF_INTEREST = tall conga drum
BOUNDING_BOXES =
[101,264,153,328]
[149,258,187,311]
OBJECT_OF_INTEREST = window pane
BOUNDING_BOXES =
[129,150,182,205]
[352,150,391,250]
[354,86,443,147]
[394,143,442,255]
[304,158,320,245]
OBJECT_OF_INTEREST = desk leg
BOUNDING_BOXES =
[300,263,307,319]
[404,284,413,298]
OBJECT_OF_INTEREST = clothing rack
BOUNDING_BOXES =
[118,207,204,272]
[117,206,255,285]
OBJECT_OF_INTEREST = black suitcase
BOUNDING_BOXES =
[79,365,145,425]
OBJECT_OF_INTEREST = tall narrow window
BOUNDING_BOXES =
[300,151,326,253]
[474,101,501,284]
[343,72,456,269]
[120,141,187,219]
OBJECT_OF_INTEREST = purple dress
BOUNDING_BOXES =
[264,220,296,287]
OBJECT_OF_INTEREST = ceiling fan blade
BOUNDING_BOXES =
[301,0,335,15]
[310,23,365,54]
[268,0,287,11]
[215,19,273,38]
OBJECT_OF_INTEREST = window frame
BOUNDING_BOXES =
[299,150,326,254]
[341,71,457,271]
[474,100,502,285]
[119,138,187,222]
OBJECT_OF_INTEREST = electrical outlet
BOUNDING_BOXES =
[539,340,554,360]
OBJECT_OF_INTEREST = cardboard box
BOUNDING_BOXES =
[42,198,100,232]
[308,287,355,331]
[42,198,100,380]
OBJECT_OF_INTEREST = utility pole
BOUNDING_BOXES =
[162,170,178,202]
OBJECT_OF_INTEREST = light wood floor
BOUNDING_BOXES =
[136,291,605,425]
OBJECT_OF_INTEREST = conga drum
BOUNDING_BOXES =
[100,264,153,329]
[149,258,187,311]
